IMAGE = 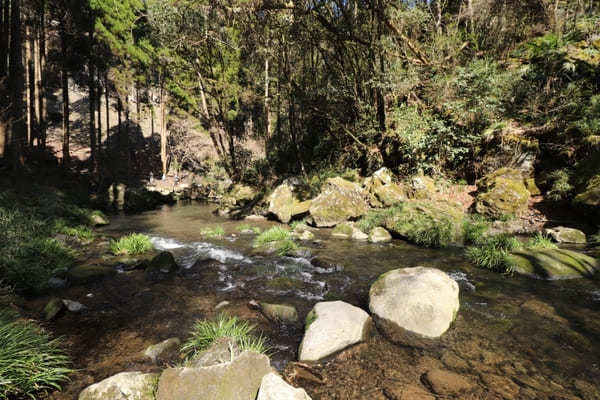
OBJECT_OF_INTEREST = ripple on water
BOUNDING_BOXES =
[151,236,251,267]
[448,271,476,291]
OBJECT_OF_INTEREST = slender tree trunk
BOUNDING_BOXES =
[196,68,223,157]
[26,23,37,148]
[264,56,271,157]
[160,86,167,177]
[0,0,8,77]
[25,23,31,146]
[88,60,96,166]
[0,0,8,159]
[117,97,122,140]
[135,83,140,122]
[9,0,26,168]
[97,69,102,150]
[105,72,109,144]
[61,42,70,164]
[37,0,46,149]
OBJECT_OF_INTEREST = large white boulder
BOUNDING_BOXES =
[79,372,158,400]
[257,372,312,400]
[299,301,371,362]
[369,267,459,345]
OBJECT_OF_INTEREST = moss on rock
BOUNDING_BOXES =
[506,248,599,279]
[475,168,530,218]
[309,177,369,227]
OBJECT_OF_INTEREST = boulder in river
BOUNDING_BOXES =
[44,297,65,321]
[257,372,312,400]
[157,351,271,400]
[145,251,178,282]
[299,301,371,362]
[309,177,368,227]
[251,300,299,324]
[506,248,599,279]
[369,227,392,243]
[475,168,530,218]
[544,226,587,244]
[369,267,459,346]
[79,371,159,400]
[268,183,311,223]
[143,337,181,364]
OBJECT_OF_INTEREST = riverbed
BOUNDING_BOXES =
[39,203,600,399]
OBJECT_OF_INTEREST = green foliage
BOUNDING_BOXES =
[254,227,291,248]
[181,314,269,360]
[545,169,574,201]
[464,216,491,245]
[53,219,94,242]
[110,233,153,256]
[200,226,226,239]
[591,230,600,247]
[408,218,454,248]
[356,210,390,233]
[235,224,251,232]
[0,312,72,399]
[526,233,558,249]
[466,234,523,273]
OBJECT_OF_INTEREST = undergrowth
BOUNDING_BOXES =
[181,314,269,360]
[200,226,226,239]
[253,226,298,255]
[110,233,154,256]
[0,310,72,399]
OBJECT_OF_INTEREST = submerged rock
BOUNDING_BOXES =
[79,371,158,400]
[369,267,459,345]
[157,351,271,400]
[475,168,530,218]
[253,301,299,324]
[67,265,116,285]
[369,227,392,243]
[62,299,85,312]
[44,297,65,321]
[544,226,587,244]
[257,372,312,400]
[309,177,368,227]
[422,369,473,396]
[143,338,181,364]
[145,251,178,282]
[299,301,371,362]
[506,248,599,279]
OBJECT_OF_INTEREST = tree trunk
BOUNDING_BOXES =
[26,23,36,147]
[37,0,46,149]
[61,57,70,164]
[97,69,102,150]
[105,72,109,144]
[160,86,167,177]
[9,0,26,168]
[264,56,271,157]
[88,60,96,166]
[0,0,8,77]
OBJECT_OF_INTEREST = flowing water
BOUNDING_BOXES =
[48,203,600,399]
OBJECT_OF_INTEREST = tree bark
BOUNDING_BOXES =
[160,86,167,177]
[105,72,109,144]
[37,0,46,149]
[88,60,97,166]
[8,0,26,167]
[0,0,9,77]
[26,23,36,147]
[97,69,102,150]
[264,56,271,157]
[61,49,70,164]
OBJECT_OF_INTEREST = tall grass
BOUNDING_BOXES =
[0,311,72,399]
[110,233,154,256]
[253,227,298,256]
[200,226,226,239]
[181,314,269,360]
[463,216,491,245]
[526,233,558,249]
[466,234,523,273]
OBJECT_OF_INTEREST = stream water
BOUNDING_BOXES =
[46,203,600,399]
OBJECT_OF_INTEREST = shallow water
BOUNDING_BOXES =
[69,202,600,398]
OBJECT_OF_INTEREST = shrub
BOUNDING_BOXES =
[110,233,153,256]
[181,314,269,360]
[356,210,390,233]
[466,234,523,272]
[526,233,558,249]
[0,311,72,399]
[200,226,226,239]
[545,169,573,202]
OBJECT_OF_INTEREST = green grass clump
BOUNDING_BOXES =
[409,218,454,248]
[526,233,558,249]
[253,227,299,256]
[0,311,72,399]
[466,234,523,273]
[110,233,153,256]
[254,226,291,247]
[356,210,389,233]
[200,226,226,239]
[463,216,491,245]
[181,314,269,360]
[53,219,94,242]
[235,224,251,232]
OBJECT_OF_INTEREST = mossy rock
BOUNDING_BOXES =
[409,175,437,200]
[524,178,541,196]
[544,227,587,244]
[267,184,311,223]
[332,222,355,238]
[89,211,110,226]
[67,265,116,284]
[374,183,409,207]
[44,297,65,321]
[475,168,530,218]
[574,175,600,208]
[382,200,466,247]
[229,184,257,205]
[309,177,369,227]
[259,302,299,324]
[506,249,599,279]
[265,277,304,291]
